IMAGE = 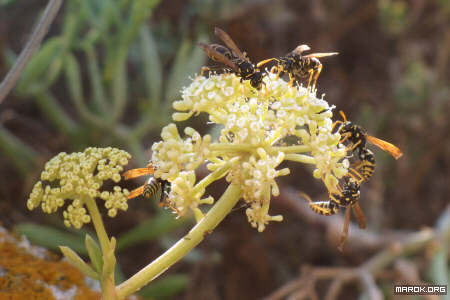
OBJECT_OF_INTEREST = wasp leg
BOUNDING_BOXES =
[348,140,362,152]
[200,66,210,76]
[311,64,323,91]
[306,69,314,95]
[339,132,352,144]
[332,120,344,131]
[288,73,295,87]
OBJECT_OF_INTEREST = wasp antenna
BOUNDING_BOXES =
[339,110,347,122]
[257,58,277,68]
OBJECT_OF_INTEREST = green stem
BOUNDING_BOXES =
[270,145,311,153]
[84,197,110,252]
[284,153,316,164]
[192,157,239,194]
[116,184,242,299]
[84,197,117,300]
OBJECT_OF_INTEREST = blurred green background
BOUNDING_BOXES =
[0,0,448,299]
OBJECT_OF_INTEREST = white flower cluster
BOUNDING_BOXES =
[151,73,348,231]
[151,124,211,181]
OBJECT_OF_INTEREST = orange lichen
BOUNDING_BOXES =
[0,228,101,300]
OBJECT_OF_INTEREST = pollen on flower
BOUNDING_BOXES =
[27,147,131,228]
[149,72,348,231]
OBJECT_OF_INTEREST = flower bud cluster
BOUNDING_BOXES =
[151,124,211,181]
[151,73,348,231]
[27,147,131,228]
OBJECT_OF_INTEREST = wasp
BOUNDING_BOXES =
[199,27,266,90]
[300,176,366,250]
[122,164,170,205]
[333,110,403,160]
[348,148,376,184]
[257,44,338,91]
[306,177,361,215]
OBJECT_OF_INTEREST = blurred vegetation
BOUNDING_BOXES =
[2,0,207,169]
[1,0,208,298]
[0,0,449,299]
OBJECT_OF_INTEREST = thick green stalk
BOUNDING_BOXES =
[116,184,242,299]
[84,197,110,252]
[84,197,117,300]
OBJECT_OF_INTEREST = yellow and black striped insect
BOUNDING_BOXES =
[348,148,376,184]
[122,164,170,205]
[333,110,403,160]
[307,177,362,215]
[257,44,338,91]
[199,27,266,90]
[300,176,366,250]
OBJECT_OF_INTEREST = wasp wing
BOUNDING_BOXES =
[292,44,311,55]
[198,42,239,73]
[127,185,145,200]
[338,206,352,252]
[366,135,403,159]
[214,27,249,63]
[304,52,339,58]
[122,166,155,180]
[352,202,367,229]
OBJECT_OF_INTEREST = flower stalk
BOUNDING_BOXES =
[84,196,118,300]
[116,184,242,299]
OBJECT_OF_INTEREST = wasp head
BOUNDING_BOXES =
[250,72,265,90]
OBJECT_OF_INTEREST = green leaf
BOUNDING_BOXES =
[64,53,83,104]
[110,58,128,122]
[16,37,65,94]
[64,53,104,127]
[116,213,188,252]
[59,246,99,279]
[427,245,449,289]
[140,26,162,106]
[0,126,37,175]
[139,274,189,299]
[85,234,103,274]
[84,45,108,114]
[15,223,87,255]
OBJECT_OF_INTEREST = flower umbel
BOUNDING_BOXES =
[27,147,131,228]
[151,72,348,231]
